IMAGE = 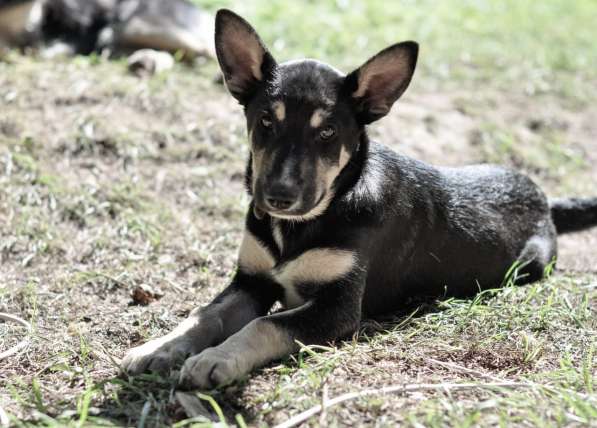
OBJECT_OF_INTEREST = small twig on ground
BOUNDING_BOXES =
[138,400,151,428]
[274,381,532,428]
[0,312,32,361]
[175,392,216,421]
[90,341,123,369]
[425,357,593,400]
[425,357,509,383]
[162,278,186,293]
[319,382,329,426]
[94,272,130,288]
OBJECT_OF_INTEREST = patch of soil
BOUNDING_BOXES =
[558,231,597,271]
[457,346,528,372]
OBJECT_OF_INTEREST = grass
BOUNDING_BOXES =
[259,275,596,426]
[1,0,596,427]
[194,0,597,100]
[3,275,595,426]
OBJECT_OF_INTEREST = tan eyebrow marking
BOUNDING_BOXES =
[310,108,329,128]
[272,101,286,121]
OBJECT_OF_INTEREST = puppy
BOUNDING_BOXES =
[122,9,597,389]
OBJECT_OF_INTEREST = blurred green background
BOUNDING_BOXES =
[194,0,597,99]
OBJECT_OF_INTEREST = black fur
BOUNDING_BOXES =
[40,0,115,54]
[550,198,597,234]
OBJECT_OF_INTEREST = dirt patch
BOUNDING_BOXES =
[558,231,597,272]
[442,346,530,373]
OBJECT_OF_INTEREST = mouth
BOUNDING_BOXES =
[257,191,327,221]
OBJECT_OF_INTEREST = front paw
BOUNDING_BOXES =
[178,348,245,390]
[121,337,192,376]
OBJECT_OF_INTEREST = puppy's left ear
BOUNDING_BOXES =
[344,41,418,124]
[215,9,276,104]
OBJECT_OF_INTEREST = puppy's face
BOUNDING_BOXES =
[215,10,418,221]
[244,61,358,220]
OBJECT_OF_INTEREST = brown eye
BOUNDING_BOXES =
[319,126,336,140]
[260,115,273,129]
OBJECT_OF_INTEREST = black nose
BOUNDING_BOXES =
[264,183,299,211]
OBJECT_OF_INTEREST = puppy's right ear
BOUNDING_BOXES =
[215,9,276,104]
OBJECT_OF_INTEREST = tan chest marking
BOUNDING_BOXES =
[238,230,276,274]
[273,248,356,288]
[274,248,356,307]
[238,230,356,307]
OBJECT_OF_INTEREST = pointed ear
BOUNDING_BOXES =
[215,9,276,104]
[344,41,418,124]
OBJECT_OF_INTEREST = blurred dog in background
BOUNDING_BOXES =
[0,0,214,72]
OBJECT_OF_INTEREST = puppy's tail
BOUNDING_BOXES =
[550,197,597,234]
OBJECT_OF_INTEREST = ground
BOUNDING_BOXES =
[1,1,596,427]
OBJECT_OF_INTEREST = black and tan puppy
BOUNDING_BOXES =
[122,9,597,389]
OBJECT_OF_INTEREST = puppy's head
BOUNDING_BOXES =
[215,9,418,221]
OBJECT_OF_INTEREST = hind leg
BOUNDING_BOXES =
[514,232,557,285]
